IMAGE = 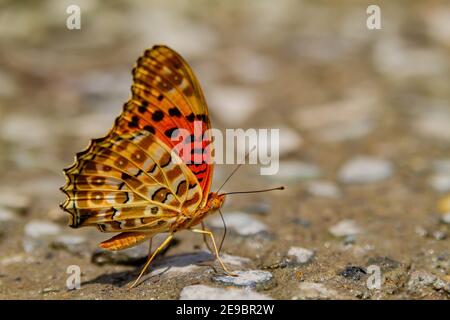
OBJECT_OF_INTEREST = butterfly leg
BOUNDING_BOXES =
[128,233,174,289]
[147,238,153,256]
[191,228,237,276]
[200,221,213,253]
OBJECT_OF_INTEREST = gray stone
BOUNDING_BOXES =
[23,220,62,252]
[307,181,341,198]
[208,212,268,236]
[338,156,393,184]
[339,266,367,281]
[149,251,213,276]
[407,270,437,290]
[329,220,362,237]
[273,161,321,182]
[295,282,339,300]
[51,235,87,254]
[287,247,315,264]
[24,221,61,238]
[180,284,272,300]
[212,270,273,289]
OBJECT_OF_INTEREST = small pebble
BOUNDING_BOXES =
[24,221,61,238]
[407,270,437,291]
[149,251,213,275]
[272,161,321,182]
[180,284,272,300]
[208,212,268,236]
[23,220,61,252]
[52,235,87,254]
[329,219,362,237]
[287,247,315,264]
[338,156,393,184]
[212,270,273,289]
[307,181,341,198]
[339,266,367,281]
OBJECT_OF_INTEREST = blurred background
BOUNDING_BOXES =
[0,0,449,299]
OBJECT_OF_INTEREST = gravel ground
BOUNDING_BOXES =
[0,0,449,300]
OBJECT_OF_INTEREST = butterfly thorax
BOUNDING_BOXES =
[173,192,226,231]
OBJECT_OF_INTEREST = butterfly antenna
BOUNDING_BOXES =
[218,208,227,254]
[216,145,257,194]
[222,186,285,196]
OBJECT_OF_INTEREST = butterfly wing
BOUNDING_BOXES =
[60,45,213,232]
[126,45,213,201]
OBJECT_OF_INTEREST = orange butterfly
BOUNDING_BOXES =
[60,45,282,288]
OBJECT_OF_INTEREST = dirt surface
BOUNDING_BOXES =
[0,0,449,299]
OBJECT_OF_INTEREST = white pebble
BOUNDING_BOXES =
[287,247,315,264]
[307,181,341,198]
[180,284,272,300]
[272,161,321,182]
[338,156,393,184]
[329,220,362,237]
[24,220,61,238]
[212,270,273,288]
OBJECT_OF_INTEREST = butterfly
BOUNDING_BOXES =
[60,45,283,288]
[61,45,239,287]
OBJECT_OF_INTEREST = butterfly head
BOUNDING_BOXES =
[206,192,226,211]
